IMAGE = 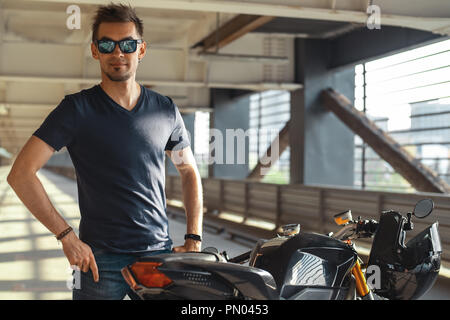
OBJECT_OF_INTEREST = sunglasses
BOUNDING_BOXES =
[96,39,143,54]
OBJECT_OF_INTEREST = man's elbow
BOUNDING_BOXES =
[178,165,200,179]
[7,169,18,187]
[7,166,21,187]
[7,165,33,187]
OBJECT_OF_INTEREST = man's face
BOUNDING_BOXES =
[91,22,146,82]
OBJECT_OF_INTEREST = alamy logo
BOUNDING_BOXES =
[169,128,281,176]
[367,5,381,30]
[66,5,81,30]
[365,265,381,290]
[67,265,81,290]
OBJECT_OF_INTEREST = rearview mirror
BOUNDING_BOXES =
[413,199,434,219]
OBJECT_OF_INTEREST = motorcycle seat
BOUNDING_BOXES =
[137,252,227,263]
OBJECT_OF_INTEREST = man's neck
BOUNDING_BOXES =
[100,76,141,111]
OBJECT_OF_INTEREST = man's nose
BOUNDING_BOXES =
[111,43,124,57]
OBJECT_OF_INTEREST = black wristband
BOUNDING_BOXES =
[184,233,202,242]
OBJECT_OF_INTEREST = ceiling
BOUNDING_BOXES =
[0,0,449,156]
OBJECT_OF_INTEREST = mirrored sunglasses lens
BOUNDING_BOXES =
[98,41,115,53]
[119,40,137,53]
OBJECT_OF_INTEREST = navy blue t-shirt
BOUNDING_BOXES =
[33,84,190,254]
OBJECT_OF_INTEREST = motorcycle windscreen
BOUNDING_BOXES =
[373,222,442,300]
[368,211,405,266]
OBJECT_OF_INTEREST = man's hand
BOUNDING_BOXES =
[61,232,99,282]
[172,239,201,253]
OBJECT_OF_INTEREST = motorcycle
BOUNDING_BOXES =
[121,199,442,300]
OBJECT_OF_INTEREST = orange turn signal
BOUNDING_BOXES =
[130,262,173,288]
[334,216,350,225]
[334,210,352,225]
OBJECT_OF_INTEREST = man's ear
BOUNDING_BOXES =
[91,42,99,60]
[138,41,147,61]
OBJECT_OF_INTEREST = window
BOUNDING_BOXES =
[249,90,290,184]
[354,38,450,192]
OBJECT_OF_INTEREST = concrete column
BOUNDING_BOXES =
[289,88,304,184]
[292,38,355,187]
[211,89,250,179]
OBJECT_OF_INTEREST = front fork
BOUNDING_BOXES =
[351,259,374,300]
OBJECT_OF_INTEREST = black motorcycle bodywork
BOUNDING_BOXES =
[367,210,442,300]
[123,202,442,300]
[248,233,357,299]
[124,252,278,300]
[124,233,358,300]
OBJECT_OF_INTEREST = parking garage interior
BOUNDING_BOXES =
[0,0,450,300]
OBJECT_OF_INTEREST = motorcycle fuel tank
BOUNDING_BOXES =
[249,232,357,299]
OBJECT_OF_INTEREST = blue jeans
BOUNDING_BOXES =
[72,246,172,300]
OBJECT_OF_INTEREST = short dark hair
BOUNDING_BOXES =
[91,3,144,42]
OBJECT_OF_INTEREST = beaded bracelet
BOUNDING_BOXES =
[56,226,73,241]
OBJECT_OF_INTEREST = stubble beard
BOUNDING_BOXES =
[105,69,132,82]
[102,64,134,82]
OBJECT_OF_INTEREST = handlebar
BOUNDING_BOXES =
[356,219,379,237]
[332,218,379,241]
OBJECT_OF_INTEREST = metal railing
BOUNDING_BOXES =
[166,175,450,264]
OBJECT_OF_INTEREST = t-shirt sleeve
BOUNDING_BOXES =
[164,99,191,151]
[33,96,77,152]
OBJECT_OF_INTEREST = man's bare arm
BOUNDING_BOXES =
[7,136,70,235]
[7,136,98,281]
[166,146,203,252]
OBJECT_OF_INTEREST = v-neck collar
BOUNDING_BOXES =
[96,84,144,115]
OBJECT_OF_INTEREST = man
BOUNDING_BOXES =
[7,3,203,300]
